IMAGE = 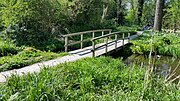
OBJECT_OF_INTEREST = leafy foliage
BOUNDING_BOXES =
[130,32,180,57]
[0,0,119,51]
[141,0,156,25]
[0,57,179,100]
[115,25,140,32]
[0,47,67,72]
[163,0,180,30]
[0,39,19,56]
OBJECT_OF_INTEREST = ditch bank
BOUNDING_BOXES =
[108,44,180,83]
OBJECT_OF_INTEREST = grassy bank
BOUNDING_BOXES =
[0,47,67,72]
[0,38,67,72]
[0,57,179,100]
[130,32,180,57]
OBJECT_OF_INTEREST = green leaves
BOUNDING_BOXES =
[163,0,180,29]
[0,47,67,72]
[0,0,30,28]
[0,40,18,56]
[130,32,180,57]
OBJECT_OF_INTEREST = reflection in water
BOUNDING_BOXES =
[123,54,180,83]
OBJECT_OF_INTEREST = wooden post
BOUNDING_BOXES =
[109,30,112,34]
[102,31,104,42]
[92,41,95,57]
[80,34,83,49]
[65,36,68,52]
[105,37,108,55]
[92,32,95,38]
[128,33,130,42]
[122,33,125,45]
[115,34,118,51]
[109,30,112,40]
[102,31,104,36]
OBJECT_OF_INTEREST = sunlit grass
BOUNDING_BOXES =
[0,57,179,100]
[0,47,67,72]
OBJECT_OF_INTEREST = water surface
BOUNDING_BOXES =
[123,54,180,83]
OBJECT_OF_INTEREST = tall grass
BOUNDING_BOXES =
[0,57,179,100]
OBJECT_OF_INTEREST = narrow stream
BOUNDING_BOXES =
[109,44,180,83]
[124,54,180,82]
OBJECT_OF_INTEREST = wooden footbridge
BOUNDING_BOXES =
[63,29,143,57]
[0,29,142,82]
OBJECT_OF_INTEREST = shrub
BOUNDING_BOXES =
[0,40,18,57]
[0,47,67,72]
[130,32,180,57]
[114,25,140,32]
[14,31,65,52]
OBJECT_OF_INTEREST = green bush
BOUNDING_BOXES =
[0,47,67,72]
[130,32,180,57]
[0,40,18,56]
[0,0,117,52]
[114,25,140,32]
[14,31,64,52]
[0,57,179,100]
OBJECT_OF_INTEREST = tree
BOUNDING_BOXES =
[137,0,144,24]
[116,0,123,25]
[154,0,164,31]
[125,0,138,25]
[163,0,180,30]
[141,0,156,25]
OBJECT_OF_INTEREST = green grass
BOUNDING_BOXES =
[0,57,179,100]
[0,47,67,72]
[130,32,180,57]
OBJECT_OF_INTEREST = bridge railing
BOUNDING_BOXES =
[63,29,112,52]
[91,31,136,57]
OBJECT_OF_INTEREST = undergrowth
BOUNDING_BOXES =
[114,25,140,32]
[0,47,67,72]
[0,57,179,100]
[0,40,19,57]
[130,32,180,57]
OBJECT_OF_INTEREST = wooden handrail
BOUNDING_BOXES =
[64,29,112,52]
[91,31,136,57]
[91,31,135,41]
[64,38,91,47]
[63,29,112,37]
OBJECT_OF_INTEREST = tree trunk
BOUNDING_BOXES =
[101,4,109,23]
[116,0,123,25]
[154,0,164,31]
[137,0,144,25]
